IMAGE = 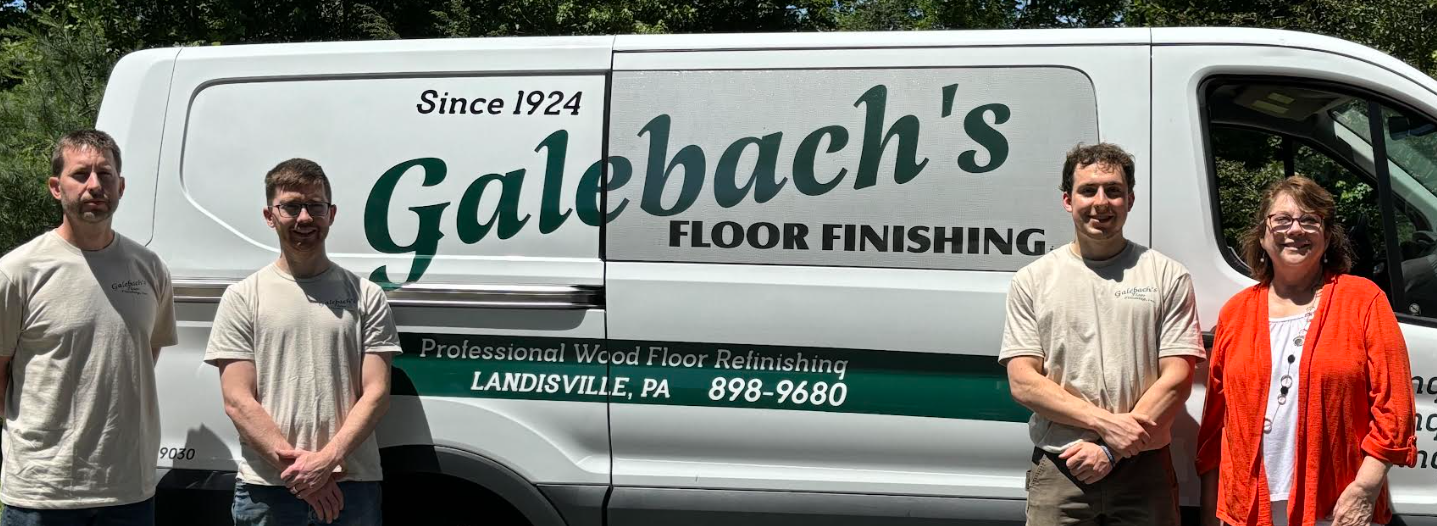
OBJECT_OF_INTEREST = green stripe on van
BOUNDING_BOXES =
[392,333,1030,423]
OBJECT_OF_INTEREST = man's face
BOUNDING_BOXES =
[1063,162,1134,242]
[263,184,335,255]
[49,146,124,224]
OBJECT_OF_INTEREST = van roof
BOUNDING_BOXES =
[610,27,1150,50]
[606,27,1435,99]
[161,26,1381,53]
[160,27,1436,96]
[1152,27,1437,96]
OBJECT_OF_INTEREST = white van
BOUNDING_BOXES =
[96,28,1437,525]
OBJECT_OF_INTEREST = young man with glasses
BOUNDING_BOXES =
[0,130,178,525]
[204,158,401,525]
[1000,143,1204,525]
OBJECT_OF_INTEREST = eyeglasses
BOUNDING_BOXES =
[1267,213,1323,232]
[270,202,332,219]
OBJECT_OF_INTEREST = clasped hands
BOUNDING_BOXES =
[277,448,345,523]
[1060,411,1158,484]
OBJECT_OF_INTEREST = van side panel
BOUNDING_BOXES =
[145,40,614,522]
[603,43,1151,523]
[96,48,181,246]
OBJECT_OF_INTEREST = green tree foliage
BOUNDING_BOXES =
[1012,0,1127,28]
[1210,128,1285,249]
[834,0,1015,31]
[0,3,24,35]
[0,5,117,251]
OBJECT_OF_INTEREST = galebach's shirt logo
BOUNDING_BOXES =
[109,279,150,296]
[316,297,358,310]
[1114,286,1157,302]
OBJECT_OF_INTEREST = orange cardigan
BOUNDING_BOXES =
[1196,274,1417,526]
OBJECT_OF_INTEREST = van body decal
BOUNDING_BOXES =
[361,67,1097,285]
[392,333,1030,423]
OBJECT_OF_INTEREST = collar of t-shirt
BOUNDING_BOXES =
[1062,240,1134,269]
[46,230,120,256]
[268,262,338,283]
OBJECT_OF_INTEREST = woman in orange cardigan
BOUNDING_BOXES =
[1197,176,1417,526]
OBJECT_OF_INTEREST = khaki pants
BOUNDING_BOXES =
[1025,446,1179,526]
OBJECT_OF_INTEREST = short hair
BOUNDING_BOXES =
[264,158,333,202]
[51,130,122,177]
[1061,142,1135,194]
[1238,175,1354,284]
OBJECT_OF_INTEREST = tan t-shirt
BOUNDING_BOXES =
[0,231,178,508]
[999,242,1204,454]
[203,263,400,485]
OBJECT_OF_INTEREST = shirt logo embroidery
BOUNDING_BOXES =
[1114,286,1157,302]
[317,297,358,310]
[109,279,150,296]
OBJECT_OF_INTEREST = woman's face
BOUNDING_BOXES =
[1261,192,1328,274]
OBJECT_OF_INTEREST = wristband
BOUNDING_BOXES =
[1098,444,1115,464]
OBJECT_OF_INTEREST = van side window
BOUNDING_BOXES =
[1346,104,1437,316]
[1207,87,1390,287]
[1206,79,1437,321]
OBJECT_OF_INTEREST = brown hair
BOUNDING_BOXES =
[1239,176,1354,284]
[264,158,333,202]
[51,129,122,177]
[1061,142,1135,194]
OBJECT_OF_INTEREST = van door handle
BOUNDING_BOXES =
[174,279,603,310]
[386,283,602,309]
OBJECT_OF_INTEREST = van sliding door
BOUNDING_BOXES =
[600,35,1151,525]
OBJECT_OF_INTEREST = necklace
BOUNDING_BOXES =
[1262,278,1323,435]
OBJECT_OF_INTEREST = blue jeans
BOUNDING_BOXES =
[231,481,381,526]
[0,497,155,526]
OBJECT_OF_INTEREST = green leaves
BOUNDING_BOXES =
[0,4,114,252]
[830,0,1014,31]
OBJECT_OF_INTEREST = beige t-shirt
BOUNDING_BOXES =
[203,263,400,486]
[999,242,1204,454]
[0,231,178,508]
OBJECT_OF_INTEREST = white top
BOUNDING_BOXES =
[1264,312,1306,501]
[0,231,178,508]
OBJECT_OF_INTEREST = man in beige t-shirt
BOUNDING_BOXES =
[0,130,178,524]
[1000,143,1204,526]
[204,158,401,526]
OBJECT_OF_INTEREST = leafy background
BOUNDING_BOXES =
[3,0,1436,253]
